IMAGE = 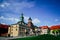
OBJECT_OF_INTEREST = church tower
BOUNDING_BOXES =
[17,13,26,25]
[28,17,32,22]
[27,17,34,27]
[20,13,24,22]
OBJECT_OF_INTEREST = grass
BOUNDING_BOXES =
[12,34,60,40]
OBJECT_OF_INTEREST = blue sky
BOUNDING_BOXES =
[0,0,60,27]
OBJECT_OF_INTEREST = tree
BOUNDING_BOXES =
[52,30,59,36]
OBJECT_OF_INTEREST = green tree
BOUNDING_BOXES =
[52,30,59,36]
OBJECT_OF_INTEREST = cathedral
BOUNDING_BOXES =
[8,13,37,37]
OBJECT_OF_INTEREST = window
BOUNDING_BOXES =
[11,29,13,31]
[16,29,17,31]
[11,32,13,34]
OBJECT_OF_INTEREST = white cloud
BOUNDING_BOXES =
[0,16,19,22]
[32,18,40,25]
[9,1,35,13]
[0,1,35,14]
[18,2,34,8]
[0,16,5,19]
[0,1,35,9]
[0,4,5,8]
[0,2,10,8]
[24,16,40,25]
[1,23,6,25]
[0,16,40,26]
[24,16,29,22]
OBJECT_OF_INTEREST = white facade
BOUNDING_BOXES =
[8,24,19,37]
[41,29,48,34]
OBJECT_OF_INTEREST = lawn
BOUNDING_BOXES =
[12,34,60,40]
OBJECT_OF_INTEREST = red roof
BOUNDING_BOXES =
[40,26,49,29]
[0,24,9,29]
[50,25,60,30]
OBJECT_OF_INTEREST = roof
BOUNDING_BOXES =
[0,24,9,29]
[50,25,60,30]
[40,26,49,29]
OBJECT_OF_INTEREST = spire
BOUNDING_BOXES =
[20,13,24,22]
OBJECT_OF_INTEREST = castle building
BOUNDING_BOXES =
[8,13,36,37]
[27,17,34,29]
[1,14,60,37]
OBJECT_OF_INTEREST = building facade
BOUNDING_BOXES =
[1,14,60,37]
[40,26,49,35]
[50,25,60,36]
[8,13,36,37]
[8,24,19,37]
[0,24,8,37]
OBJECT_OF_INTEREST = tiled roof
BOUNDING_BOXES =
[50,25,60,30]
[40,26,49,29]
